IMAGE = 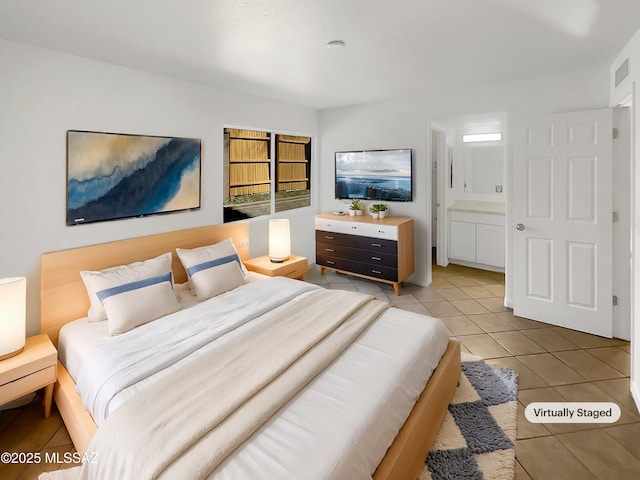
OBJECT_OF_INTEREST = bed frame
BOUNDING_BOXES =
[40,223,460,480]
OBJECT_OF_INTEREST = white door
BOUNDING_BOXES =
[512,109,613,337]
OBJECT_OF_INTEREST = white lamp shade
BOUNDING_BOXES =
[269,219,291,262]
[0,277,26,360]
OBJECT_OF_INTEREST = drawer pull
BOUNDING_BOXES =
[371,269,382,274]
[326,260,335,265]
[325,236,335,240]
[325,248,335,252]
[371,243,382,247]
[371,256,382,261]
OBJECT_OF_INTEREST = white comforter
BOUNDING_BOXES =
[46,277,450,480]
[81,286,389,480]
[76,277,319,425]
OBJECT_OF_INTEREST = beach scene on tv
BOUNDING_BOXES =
[335,149,412,201]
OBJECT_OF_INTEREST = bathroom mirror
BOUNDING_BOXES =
[463,144,504,194]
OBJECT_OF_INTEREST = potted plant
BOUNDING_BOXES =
[369,203,381,218]
[370,203,388,219]
[349,199,365,216]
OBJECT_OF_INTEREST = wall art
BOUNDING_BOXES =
[66,130,201,225]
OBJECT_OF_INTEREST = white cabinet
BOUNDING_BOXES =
[448,210,505,270]
[476,223,505,267]
[449,220,476,262]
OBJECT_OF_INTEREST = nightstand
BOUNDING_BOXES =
[0,334,57,418]
[244,255,309,280]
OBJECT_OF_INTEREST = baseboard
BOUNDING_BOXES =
[631,378,640,413]
[447,259,505,273]
[504,296,513,309]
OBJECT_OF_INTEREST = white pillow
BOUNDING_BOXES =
[191,260,246,301]
[96,272,180,335]
[176,238,247,301]
[80,252,173,321]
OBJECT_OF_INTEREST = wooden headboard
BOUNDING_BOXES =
[40,223,249,346]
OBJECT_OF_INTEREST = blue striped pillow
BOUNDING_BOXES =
[80,252,174,322]
[97,272,180,335]
[176,238,247,301]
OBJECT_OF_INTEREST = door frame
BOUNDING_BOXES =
[612,105,632,341]
[427,121,449,267]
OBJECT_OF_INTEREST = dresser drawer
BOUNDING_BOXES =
[315,218,398,240]
[317,255,398,282]
[316,230,397,253]
[317,242,397,267]
[0,365,56,405]
[280,262,308,279]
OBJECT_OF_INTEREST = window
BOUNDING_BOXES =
[223,128,311,222]
[462,132,502,143]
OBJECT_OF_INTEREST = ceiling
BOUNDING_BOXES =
[1,0,639,109]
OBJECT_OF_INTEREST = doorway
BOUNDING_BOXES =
[429,124,447,268]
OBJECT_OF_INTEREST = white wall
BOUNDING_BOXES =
[0,39,320,335]
[610,27,640,409]
[319,64,610,289]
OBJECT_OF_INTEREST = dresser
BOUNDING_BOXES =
[315,214,414,295]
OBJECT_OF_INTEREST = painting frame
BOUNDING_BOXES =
[66,130,201,226]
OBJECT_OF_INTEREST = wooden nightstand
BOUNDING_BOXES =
[244,255,309,280]
[0,334,57,418]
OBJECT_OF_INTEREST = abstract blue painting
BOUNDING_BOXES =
[66,130,201,225]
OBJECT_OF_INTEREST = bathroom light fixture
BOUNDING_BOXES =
[463,132,502,143]
[326,40,346,49]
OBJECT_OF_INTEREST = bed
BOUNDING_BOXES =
[40,223,460,480]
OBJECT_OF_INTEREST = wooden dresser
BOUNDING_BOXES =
[315,214,414,295]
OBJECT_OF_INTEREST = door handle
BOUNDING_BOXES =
[515,223,525,231]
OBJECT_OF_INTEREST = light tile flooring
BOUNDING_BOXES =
[0,263,637,479]
[305,264,639,480]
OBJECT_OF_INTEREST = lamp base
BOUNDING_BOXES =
[270,256,289,263]
[0,346,24,361]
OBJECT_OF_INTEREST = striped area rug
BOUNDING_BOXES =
[420,353,518,480]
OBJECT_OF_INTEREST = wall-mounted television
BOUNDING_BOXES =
[335,149,412,202]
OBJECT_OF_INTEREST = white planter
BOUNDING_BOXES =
[356,210,363,216]
[349,210,356,216]
[371,213,379,218]
[379,211,386,218]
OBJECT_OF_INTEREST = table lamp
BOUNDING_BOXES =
[269,219,291,263]
[0,277,26,360]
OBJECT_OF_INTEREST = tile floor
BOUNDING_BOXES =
[305,264,639,480]
[0,263,637,479]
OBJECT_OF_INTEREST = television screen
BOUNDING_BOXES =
[335,149,412,201]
